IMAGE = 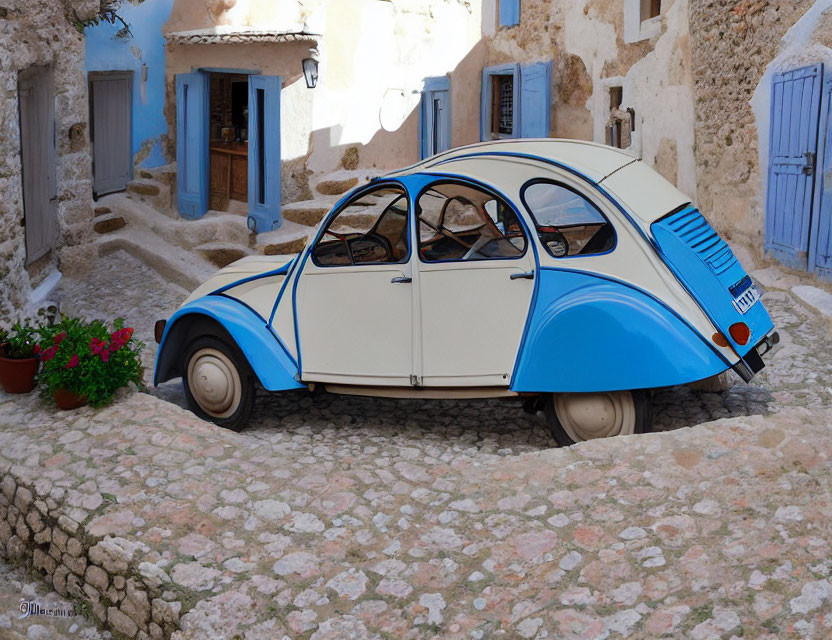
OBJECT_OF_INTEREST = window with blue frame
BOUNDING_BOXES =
[481,62,551,141]
[499,0,520,27]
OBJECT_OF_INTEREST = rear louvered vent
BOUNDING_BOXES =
[660,207,737,275]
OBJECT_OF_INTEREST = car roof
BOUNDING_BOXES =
[386,139,639,184]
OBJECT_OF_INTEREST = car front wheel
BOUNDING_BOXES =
[182,336,254,432]
[543,390,651,446]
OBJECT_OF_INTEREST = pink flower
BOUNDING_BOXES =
[42,347,56,362]
[33,344,42,356]
[90,338,108,356]
[66,354,79,369]
[54,331,67,346]
[100,350,109,363]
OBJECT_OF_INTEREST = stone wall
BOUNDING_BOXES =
[690,0,816,253]
[0,0,97,323]
[0,471,184,640]
[484,0,698,197]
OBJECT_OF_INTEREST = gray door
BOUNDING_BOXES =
[90,72,132,195]
[18,66,57,265]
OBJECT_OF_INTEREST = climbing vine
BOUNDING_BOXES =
[71,0,144,38]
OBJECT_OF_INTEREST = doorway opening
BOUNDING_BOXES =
[209,72,249,213]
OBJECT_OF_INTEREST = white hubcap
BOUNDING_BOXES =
[554,391,636,442]
[187,348,242,418]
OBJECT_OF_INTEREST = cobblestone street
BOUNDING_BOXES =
[0,250,830,639]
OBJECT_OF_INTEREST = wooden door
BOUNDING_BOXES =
[811,74,832,278]
[90,72,132,195]
[420,77,451,159]
[765,64,823,270]
[18,66,56,265]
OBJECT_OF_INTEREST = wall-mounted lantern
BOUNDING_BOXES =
[302,57,319,89]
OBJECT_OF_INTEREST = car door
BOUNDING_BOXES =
[415,180,535,387]
[296,184,414,386]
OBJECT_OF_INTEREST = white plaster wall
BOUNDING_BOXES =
[559,0,696,197]
[752,0,832,202]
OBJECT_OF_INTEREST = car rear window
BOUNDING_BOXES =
[521,180,616,258]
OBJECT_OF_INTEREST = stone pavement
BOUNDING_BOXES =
[0,251,830,638]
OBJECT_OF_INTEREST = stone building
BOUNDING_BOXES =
[482,0,832,278]
[0,0,98,321]
[78,0,832,281]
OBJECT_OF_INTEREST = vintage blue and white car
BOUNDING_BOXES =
[154,139,778,445]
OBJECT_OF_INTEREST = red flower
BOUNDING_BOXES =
[124,327,134,340]
[90,338,108,356]
[66,354,79,369]
[42,346,56,362]
[33,344,42,355]
[100,350,109,363]
[54,331,67,346]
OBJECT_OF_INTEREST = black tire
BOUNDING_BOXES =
[181,336,255,432]
[543,390,652,447]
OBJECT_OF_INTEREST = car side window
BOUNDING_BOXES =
[312,186,409,266]
[417,182,527,262]
[521,181,616,258]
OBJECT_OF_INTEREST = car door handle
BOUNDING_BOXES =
[510,271,535,280]
[391,276,412,284]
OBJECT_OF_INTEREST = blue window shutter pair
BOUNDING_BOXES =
[175,72,282,232]
[480,61,551,141]
[499,0,520,27]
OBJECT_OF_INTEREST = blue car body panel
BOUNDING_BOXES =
[511,268,729,393]
[651,207,774,356]
[154,295,303,391]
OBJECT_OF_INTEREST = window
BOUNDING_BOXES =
[498,0,520,27]
[312,186,409,266]
[492,75,514,137]
[417,182,527,262]
[521,181,615,258]
[641,0,661,21]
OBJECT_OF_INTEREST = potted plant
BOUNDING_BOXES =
[38,316,144,409]
[0,321,41,394]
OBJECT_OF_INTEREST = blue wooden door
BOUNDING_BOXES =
[248,75,282,233]
[811,74,832,278]
[420,77,450,159]
[176,72,209,219]
[519,62,552,138]
[765,64,823,269]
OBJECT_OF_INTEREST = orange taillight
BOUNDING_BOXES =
[712,332,730,348]
[729,322,751,346]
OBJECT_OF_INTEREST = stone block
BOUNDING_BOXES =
[33,527,51,545]
[66,536,83,557]
[14,486,32,512]
[1,476,15,502]
[85,564,109,592]
[25,509,44,533]
[316,177,358,196]
[63,553,87,576]
[93,215,127,234]
[52,527,68,552]
[109,606,139,638]
[151,598,181,626]
[33,548,57,575]
[53,564,70,596]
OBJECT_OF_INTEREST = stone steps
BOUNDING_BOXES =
[194,242,256,269]
[96,229,216,291]
[255,220,315,256]
[310,168,383,197]
[93,213,127,235]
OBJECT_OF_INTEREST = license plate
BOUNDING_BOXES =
[732,285,760,314]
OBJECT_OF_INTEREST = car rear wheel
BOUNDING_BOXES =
[543,390,651,446]
[182,336,254,432]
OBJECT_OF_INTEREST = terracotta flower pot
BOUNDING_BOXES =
[53,388,88,410]
[0,354,39,394]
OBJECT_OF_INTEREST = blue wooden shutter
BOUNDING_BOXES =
[765,64,823,269]
[248,75,282,233]
[499,0,519,27]
[811,73,832,276]
[520,62,551,138]
[176,72,209,219]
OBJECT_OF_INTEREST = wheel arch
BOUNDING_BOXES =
[511,269,730,393]
[153,296,304,392]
